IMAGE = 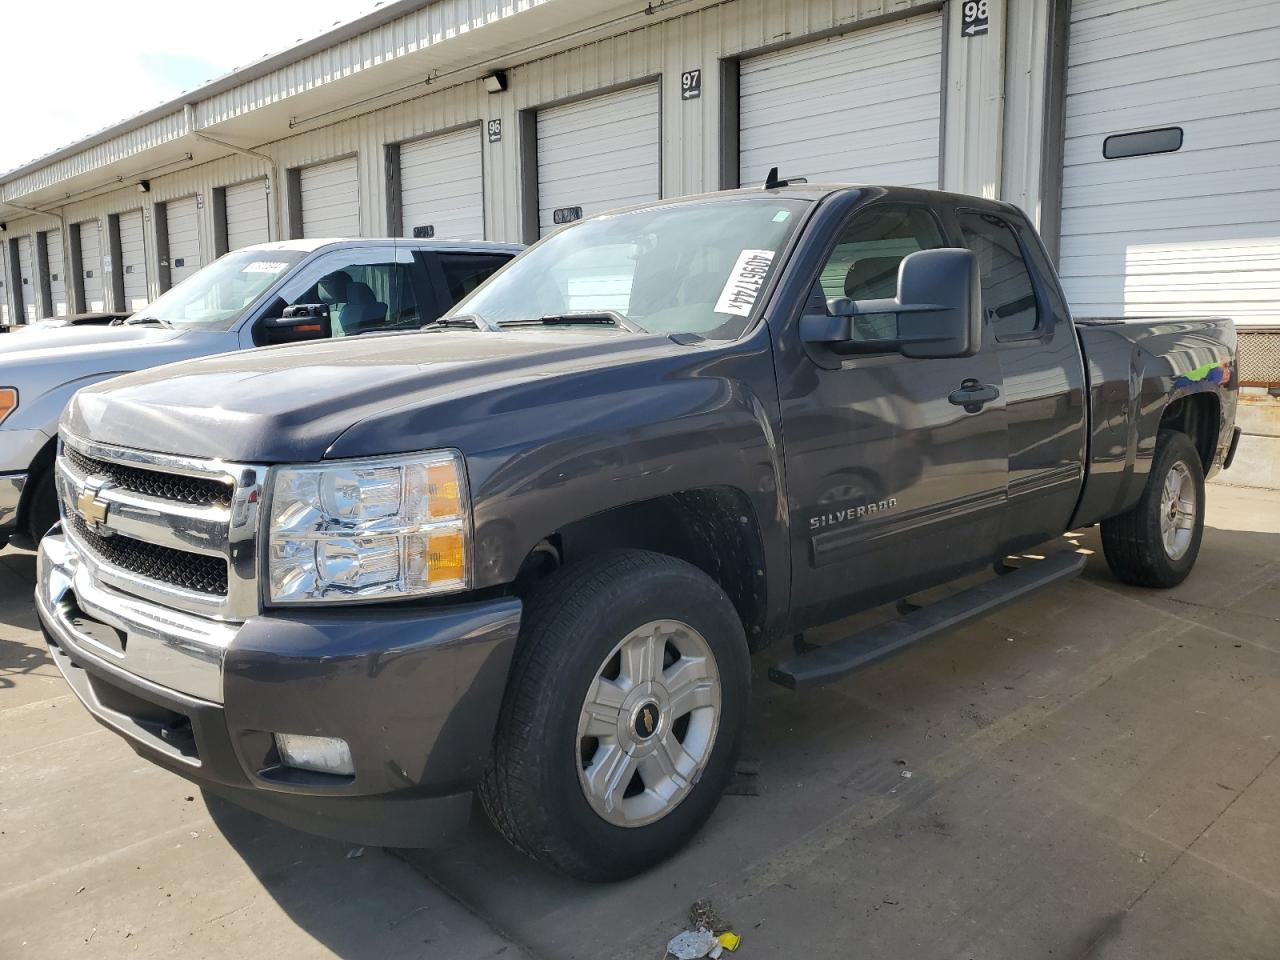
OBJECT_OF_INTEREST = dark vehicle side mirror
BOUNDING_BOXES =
[263,303,331,344]
[800,248,981,359]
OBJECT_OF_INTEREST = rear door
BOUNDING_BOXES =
[953,208,1087,553]
[775,200,1008,626]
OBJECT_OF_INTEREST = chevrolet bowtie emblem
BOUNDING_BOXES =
[76,477,115,534]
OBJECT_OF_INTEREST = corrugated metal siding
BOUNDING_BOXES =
[17,236,35,322]
[118,209,149,311]
[1060,0,1280,326]
[78,220,105,312]
[400,127,485,240]
[300,157,361,237]
[225,180,271,250]
[0,246,9,324]
[166,197,202,286]
[45,229,67,316]
[536,83,661,236]
[739,14,943,188]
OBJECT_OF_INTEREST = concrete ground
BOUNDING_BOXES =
[2,483,1279,959]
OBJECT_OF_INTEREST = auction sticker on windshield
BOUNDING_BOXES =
[714,249,775,316]
[243,261,291,274]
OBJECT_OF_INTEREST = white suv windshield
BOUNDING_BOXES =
[133,249,307,329]
[452,198,811,340]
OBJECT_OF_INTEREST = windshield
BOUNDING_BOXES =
[136,249,308,329]
[452,198,811,340]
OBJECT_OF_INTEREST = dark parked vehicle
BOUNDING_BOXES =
[36,183,1239,880]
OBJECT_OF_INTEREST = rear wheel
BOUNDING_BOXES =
[1101,429,1205,587]
[480,550,749,881]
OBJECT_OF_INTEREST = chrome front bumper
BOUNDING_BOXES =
[36,531,234,703]
[0,472,26,532]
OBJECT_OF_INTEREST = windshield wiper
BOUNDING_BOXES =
[423,314,497,332]
[123,315,171,328]
[500,311,645,333]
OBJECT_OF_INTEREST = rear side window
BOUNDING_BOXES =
[436,253,512,305]
[957,211,1040,340]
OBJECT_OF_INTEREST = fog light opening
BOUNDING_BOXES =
[274,733,355,776]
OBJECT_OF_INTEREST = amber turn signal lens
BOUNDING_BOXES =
[425,529,466,584]
[0,388,17,426]
[426,461,462,519]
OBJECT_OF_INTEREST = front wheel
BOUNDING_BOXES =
[480,550,750,881]
[1101,429,1206,588]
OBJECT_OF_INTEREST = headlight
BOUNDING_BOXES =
[0,388,17,426]
[267,450,470,604]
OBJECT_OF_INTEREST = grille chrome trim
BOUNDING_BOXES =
[57,430,268,620]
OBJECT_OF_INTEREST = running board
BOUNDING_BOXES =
[768,552,1087,690]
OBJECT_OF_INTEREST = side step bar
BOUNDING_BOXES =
[769,552,1087,690]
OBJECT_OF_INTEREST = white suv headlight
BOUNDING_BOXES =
[267,450,470,604]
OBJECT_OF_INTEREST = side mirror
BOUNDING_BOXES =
[263,303,330,343]
[800,248,981,359]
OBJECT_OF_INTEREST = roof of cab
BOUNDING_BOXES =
[234,238,524,255]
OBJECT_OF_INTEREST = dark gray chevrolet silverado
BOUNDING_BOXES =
[36,184,1240,880]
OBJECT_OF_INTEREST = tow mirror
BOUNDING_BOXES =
[263,303,330,343]
[800,248,981,359]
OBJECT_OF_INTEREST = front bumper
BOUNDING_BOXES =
[36,530,522,846]
[0,472,26,535]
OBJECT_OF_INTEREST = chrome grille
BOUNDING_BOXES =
[56,431,268,620]
[63,445,233,507]
[64,512,229,596]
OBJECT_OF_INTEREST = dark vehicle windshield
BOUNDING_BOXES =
[451,197,811,340]
[135,248,308,330]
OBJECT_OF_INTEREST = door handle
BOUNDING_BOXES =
[949,378,1000,412]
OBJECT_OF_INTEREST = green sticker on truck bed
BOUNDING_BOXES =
[714,249,775,316]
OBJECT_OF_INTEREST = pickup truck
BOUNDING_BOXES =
[35,183,1240,882]
[0,238,520,549]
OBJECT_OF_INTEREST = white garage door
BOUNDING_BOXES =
[17,236,35,322]
[400,128,484,241]
[300,157,360,238]
[537,84,660,237]
[1059,0,1280,325]
[166,197,202,287]
[45,230,67,316]
[739,14,943,189]
[78,221,105,312]
[225,179,270,251]
[118,209,148,312]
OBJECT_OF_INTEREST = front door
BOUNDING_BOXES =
[774,200,1008,628]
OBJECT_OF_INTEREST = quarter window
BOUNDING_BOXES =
[957,211,1040,340]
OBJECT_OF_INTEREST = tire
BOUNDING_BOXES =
[1101,429,1205,588]
[480,549,750,881]
[25,470,59,546]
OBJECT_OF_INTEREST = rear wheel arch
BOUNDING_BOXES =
[1159,392,1220,472]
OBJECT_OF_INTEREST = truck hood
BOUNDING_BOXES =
[66,329,693,462]
[0,323,187,362]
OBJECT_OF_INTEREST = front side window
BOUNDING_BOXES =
[813,205,946,342]
[267,248,425,337]
[957,211,1040,339]
[452,198,811,340]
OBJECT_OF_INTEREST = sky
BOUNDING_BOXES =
[0,0,375,174]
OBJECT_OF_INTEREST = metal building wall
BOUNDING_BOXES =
[2,0,1033,309]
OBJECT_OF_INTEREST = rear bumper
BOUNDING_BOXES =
[36,529,522,847]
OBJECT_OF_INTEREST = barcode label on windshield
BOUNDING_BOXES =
[714,249,775,316]
[243,261,290,274]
